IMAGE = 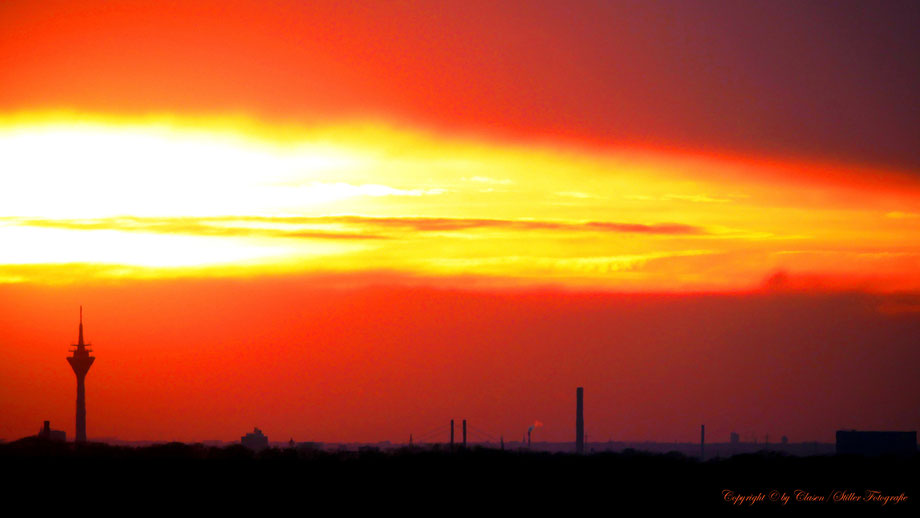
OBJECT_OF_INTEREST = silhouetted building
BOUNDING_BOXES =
[241,427,269,450]
[836,430,917,456]
[67,307,95,443]
[730,432,740,444]
[295,441,323,452]
[37,420,66,442]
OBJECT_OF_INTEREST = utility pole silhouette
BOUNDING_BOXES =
[67,307,95,443]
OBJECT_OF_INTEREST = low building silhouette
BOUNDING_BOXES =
[295,441,324,452]
[37,421,66,442]
[835,430,917,456]
[241,427,269,451]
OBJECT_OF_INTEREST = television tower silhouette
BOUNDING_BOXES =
[67,307,95,443]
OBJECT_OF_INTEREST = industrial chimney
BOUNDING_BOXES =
[700,424,705,460]
[576,387,584,454]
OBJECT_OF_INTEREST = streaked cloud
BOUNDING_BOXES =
[465,176,513,185]
[625,193,733,203]
[1,115,920,290]
[3,215,706,238]
[886,211,920,219]
[278,182,447,199]
[555,191,595,199]
[428,250,715,274]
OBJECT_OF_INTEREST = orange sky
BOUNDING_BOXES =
[1,1,918,444]
[2,114,919,291]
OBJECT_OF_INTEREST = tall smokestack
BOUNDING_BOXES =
[462,419,467,448]
[67,307,95,443]
[700,424,705,460]
[450,419,454,450]
[576,387,584,454]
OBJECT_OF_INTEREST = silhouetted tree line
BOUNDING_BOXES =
[3,436,916,511]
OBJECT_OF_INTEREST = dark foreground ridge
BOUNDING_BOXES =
[4,437,917,511]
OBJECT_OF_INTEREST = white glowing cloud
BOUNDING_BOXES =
[0,125,438,218]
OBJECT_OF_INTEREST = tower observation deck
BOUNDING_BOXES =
[67,307,95,443]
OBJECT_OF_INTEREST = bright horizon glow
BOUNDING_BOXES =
[2,112,920,290]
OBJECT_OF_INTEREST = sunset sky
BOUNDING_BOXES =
[1,1,918,445]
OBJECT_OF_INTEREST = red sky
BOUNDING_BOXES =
[2,0,919,169]
[1,1,919,444]
[3,279,919,444]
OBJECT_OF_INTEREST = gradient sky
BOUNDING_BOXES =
[1,1,918,444]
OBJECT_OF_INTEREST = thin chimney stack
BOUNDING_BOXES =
[576,387,585,454]
[700,424,705,460]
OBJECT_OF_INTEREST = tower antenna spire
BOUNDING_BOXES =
[68,306,95,442]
